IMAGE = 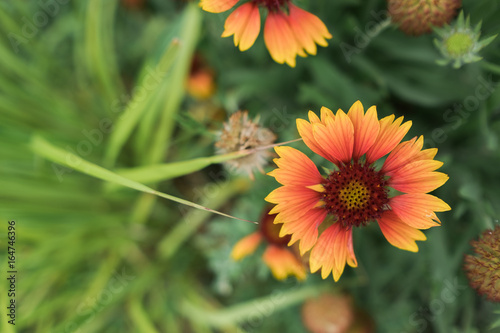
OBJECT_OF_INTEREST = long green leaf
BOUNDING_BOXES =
[113,150,251,185]
[84,0,122,107]
[140,3,201,164]
[103,39,180,167]
[30,136,256,224]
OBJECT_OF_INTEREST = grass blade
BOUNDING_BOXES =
[30,136,256,224]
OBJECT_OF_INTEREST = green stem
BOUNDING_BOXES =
[481,60,500,76]
[181,284,330,327]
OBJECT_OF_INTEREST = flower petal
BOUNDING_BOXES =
[320,106,335,122]
[309,224,357,281]
[279,208,327,255]
[390,193,451,229]
[382,136,439,175]
[221,3,260,51]
[366,115,412,164]
[389,159,449,193]
[377,211,427,252]
[287,3,332,56]
[264,11,298,67]
[231,232,262,260]
[347,101,380,159]
[266,185,323,222]
[262,245,307,280]
[268,146,324,186]
[199,0,239,13]
[297,118,338,164]
[312,110,354,164]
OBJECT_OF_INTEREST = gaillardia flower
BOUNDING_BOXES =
[266,101,451,281]
[231,207,306,280]
[388,0,461,36]
[199,0,332,67]
[464,225,500,302]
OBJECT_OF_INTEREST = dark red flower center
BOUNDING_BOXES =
[260,209,291,247]
[323,163,389,228]
[253,0,288,11]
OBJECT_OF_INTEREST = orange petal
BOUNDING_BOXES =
[279,208,327,255]
[307,110,321,123]
[347,101,380,159]
[297,118,338,164]
[382,136,439,176]
[366,115,412,164]
[382,136,419,174]
[309,224,357,281]
[320,106,335,122]
[267,185,323,222]
[268,146,324,186]
[199,0,239,13]
[231,232,262,260]
[221,3,260,51]
[389,160,449,193]
[262,245,307,281]
[377,211,427,252]
[287,3,332,56]
[312,110,354,164]
[390,193,451,229]
[264,11,298,67]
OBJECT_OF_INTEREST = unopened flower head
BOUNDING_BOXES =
[186,55,216,100]
[215,110,276,179]
[199,0,332,67]
[434,11,497,68]
[464,225,500,302]
[388,0,461,36]
[302,294,354,333]
[266,101,451,281]
[231,206,306,280]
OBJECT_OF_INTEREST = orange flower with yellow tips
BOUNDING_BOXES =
[199,0,332,67]
[265,101,451,281]
[231,207,306,281]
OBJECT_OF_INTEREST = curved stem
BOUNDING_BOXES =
[180,283,331,327]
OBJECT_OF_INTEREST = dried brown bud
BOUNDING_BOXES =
[388,0,461,36]
[464,225,500,302]
[215,111,276,179]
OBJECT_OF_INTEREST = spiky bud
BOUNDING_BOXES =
[464,225,500,302]
[434,11,497,68]
[388,0,461,36]
[215,111,276,179]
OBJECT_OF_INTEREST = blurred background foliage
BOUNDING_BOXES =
[0,0,500,332]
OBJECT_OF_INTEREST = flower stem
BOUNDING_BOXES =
[180,283,331,328]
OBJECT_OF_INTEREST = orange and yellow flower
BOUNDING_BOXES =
[265,101,451,281]
[199,0,332,67]
[231,207,306,280]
